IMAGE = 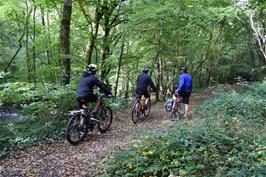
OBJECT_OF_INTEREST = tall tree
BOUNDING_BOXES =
[59,0,72,85]
[114,42,124,97]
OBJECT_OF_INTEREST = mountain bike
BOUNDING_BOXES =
[131,95,151,123]
[66,95,113,145]
[171,95,181,120]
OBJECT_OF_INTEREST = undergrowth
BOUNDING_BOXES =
[0,82,131,158]
[101,80,266,177]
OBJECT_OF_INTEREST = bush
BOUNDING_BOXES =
[0,82,76,117]
[106,97,132,111]
[0,82,76,158]
[101,81,266,176]
[0,116,67,158]
[0,81,132,158]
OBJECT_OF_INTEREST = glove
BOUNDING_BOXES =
[174,90,179,97]
[107,94,113,98]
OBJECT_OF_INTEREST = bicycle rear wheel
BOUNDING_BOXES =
[98,106,113,133]
[171,110,177,120]
[66,113,87,145]
[131,102,139,123]
[144,99,151,117]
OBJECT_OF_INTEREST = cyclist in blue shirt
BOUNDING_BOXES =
[175,66,192,118]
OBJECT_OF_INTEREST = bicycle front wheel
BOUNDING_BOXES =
[66,113,86,145]
[132,102,139,123]
[144,99,151,117]
[98,106,113,133]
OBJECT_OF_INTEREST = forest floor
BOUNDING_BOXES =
[0,85,241,177]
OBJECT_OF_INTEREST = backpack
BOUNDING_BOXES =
[164,98,174,112]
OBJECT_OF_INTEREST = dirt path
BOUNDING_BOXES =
[0,88,216,177]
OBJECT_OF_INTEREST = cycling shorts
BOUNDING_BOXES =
[135,90,150,102]
[77,93,98,108]
[178,91,191,104]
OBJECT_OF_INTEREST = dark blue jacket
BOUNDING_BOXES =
[76,72,111,98]
[177,73,192,92]
[135,72,156,92]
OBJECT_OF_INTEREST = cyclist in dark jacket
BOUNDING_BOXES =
[135,67,156,114]
[175,66,192,118]
[76,64,111,120]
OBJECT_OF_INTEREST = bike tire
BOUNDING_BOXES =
[144,99,151,117]
[66,113,86,145]
[98,106,113,133]
[171,111,177,120]
[131,102,139,124]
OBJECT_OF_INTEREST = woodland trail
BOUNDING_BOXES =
[0,87,231,177]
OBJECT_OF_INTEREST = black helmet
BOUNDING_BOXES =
[87,64,97,72]
[180,66,187,72]
[143,66,149,73]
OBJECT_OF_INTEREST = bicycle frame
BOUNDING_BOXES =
[171,95,181,120]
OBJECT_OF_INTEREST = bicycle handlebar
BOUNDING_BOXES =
[99,94,113,99]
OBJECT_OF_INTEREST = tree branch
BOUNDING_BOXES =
[249,12,266,63]
[4,33,24,72]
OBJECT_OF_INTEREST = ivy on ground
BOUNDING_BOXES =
[101,81,266,177]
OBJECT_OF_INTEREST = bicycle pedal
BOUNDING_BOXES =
[90,117,100,122]
[80,131,85,136]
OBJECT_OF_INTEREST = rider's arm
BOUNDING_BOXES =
[177,75,184,92]
[94,77,112,95]
[149,77,156,91]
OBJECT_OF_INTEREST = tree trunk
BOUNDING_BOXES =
[100,8,111,81]
[46,11,51,64]
[100,0,121,81]
[32,6,37,84]
[124,75,129,98]
[41,7,51,65]
[59,0,72,85]
[85,5,102,64]
[249,12,266,64]
[5,2,33,72]
[26,1,32,82]
[40,7,45,65]
[155,58,160,101]
[114,42,124,97]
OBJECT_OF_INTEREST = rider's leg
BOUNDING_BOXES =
[136,102,140,112]
[144,97,149,110]
[144,91,150,110]
[92,97,101,113]
[87,93,100,119]
[179,92,185,115]
[182,91,191,118]
[135,92,141,113]
[90,97,101,120]
[77,98,88,131]
[184,104,189,118]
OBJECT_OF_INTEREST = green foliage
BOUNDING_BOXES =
[0,80,133,158]
[0,81,77,158]
[0,82,76,116]
[101,81,266,176]
[0,116,66,158]
[105,97,132,111]
[195,81,266,126]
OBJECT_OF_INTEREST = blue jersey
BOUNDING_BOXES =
[177,73,192,92]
